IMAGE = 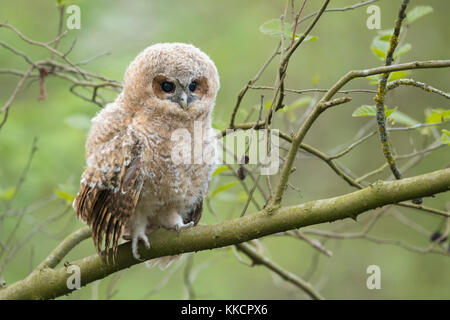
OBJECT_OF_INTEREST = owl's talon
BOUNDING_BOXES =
[131,233,150,261]
[142,235,151,249]
[175,221,195,233]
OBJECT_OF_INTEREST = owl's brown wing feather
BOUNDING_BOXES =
[74,153,143,260]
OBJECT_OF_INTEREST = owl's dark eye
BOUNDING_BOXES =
[161,81,175,93]
[188,81,197,92]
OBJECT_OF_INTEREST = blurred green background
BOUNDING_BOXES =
[0,0,449,299]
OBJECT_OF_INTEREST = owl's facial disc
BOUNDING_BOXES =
[153,75,209,110]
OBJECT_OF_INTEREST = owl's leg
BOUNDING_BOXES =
[130,215,151,261]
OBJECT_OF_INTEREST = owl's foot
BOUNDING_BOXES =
[131,231,151,261]
[175,220,195,232]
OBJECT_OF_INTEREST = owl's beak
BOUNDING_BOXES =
[178,92,188,110]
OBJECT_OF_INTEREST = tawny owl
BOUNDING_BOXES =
[73,43,220,263]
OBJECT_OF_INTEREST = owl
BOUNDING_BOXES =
[73,43,220,263]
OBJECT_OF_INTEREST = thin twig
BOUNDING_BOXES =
[387,78,450,99]
[296,0,380,26]
[35,227,92,270]
[373,0,410,180]
[0,66,34,130]
[236,243,324,300]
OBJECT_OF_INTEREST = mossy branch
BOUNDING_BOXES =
[0,168,449,300]
[374,0,409,181]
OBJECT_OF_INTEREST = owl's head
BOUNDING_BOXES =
[123,43,219,117]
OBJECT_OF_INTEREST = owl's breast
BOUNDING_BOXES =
[139,161,215,212]
[137,127,217,212]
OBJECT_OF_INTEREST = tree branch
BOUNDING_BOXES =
[0,168,448,299]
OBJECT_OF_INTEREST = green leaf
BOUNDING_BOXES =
[0,187,15,200]
[388,110,419,126]
[371,38,389,60]
[57,0,80,6]
[209,181,239,199]
[259,19,287,36]
[365,74,381,85]
[212,165,229,177]
[385,107,398,118]
[297,34,318,42]
[237,108,249,118]
[366,71,409,85]
[388,70,410,81]
[312,75,320,85]
[377,29,395,41]
[406,6,433,24]
[420,108,450,135]
[352,105,376,117]
[64,114,91,130]
[441,129,450,146]
[352,105,397,118]
[263,101,273,109]
[425,108,450,124]
[238,191,248,202]
[54,189,75,204]
[371,47,387,61]
[279,96,313,113]
[259,19,318,42]
[212,120,226,130]
[394,43,412,59]
[377,29,394,37]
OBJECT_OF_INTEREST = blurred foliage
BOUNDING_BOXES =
[0,0,449,299]
[259,18,318,42]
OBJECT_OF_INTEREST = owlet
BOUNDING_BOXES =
[73,43,220,263]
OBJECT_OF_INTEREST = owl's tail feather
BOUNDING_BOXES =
[145,254,183,270]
